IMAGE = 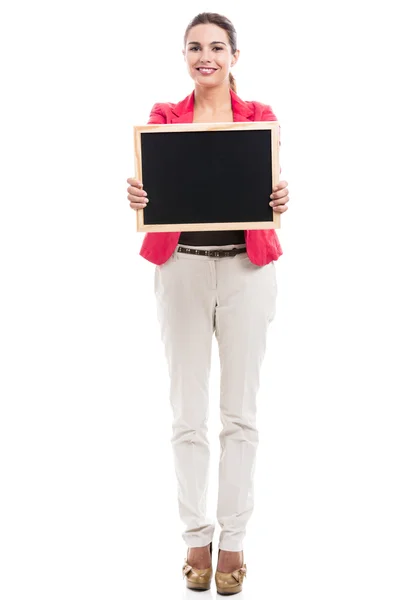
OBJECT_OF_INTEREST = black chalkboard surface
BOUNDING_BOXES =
[133,121,280,233]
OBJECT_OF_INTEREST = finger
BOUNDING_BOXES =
[275,180,288,190]
[271,180,288,194]
[127,186,147,197]
[127,177,142,186]
[270,187,288,200]
[128,194,148,205]
[129,201,147,210]
[270,195,289,207]
[126,178,145,192]
[273,204,288,212]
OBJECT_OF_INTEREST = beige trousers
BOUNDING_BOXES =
[154,243,278,551]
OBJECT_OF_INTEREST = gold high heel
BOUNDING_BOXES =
[215,549,247,595]
[182,541,213,590]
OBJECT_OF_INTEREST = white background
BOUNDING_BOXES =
[1,0,394,598]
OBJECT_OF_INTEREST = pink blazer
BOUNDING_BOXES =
[139,89,283,266]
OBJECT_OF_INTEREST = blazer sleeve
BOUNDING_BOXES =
[147,103,167,124]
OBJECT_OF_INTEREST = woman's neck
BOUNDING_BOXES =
[193,82,232,114]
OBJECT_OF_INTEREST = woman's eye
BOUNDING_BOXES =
[189,46,223,51]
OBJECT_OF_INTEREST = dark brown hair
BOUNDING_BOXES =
[184,12,238,93]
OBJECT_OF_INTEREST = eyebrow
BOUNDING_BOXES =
[187,41,227,46]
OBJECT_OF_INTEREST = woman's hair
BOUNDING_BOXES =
[184,12,238,93]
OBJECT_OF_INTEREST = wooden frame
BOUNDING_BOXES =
[133,121,280,233]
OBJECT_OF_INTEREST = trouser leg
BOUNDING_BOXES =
[214,254,277,551]
[154,249,217,547]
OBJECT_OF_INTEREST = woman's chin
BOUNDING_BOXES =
[193,76,224,88]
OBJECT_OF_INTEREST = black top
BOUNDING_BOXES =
[178,229,246,246]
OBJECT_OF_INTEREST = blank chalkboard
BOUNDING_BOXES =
[133,121,280,232]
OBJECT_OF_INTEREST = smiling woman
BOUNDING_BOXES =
[183,13,239,94]
[125,11,290,596]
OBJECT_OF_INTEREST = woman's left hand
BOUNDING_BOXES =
[270,180,289,212]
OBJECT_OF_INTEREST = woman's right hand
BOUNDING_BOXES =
[126,177,149,211]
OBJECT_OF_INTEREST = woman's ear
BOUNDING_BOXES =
[231,49,240,67]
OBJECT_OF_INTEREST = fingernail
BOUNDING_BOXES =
[270,193,274,199]
[269,201,274,206]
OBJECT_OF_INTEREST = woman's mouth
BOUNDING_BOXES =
[196,68,217,76]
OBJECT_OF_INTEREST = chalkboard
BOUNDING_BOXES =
[133,121,280,233]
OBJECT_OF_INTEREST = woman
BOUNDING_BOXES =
[126,12,289,594]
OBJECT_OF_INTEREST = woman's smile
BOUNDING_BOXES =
[196,67,218,75]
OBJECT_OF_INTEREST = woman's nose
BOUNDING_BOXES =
[200,50,212,63]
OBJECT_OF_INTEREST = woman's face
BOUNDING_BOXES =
[183,23,239,88]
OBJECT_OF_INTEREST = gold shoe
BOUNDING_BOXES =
[182,541,213,591]
[215,549,247,595]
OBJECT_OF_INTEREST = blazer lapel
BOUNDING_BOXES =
[230,89,255,122]
[170,91,194,123]
[170,89,255,123]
